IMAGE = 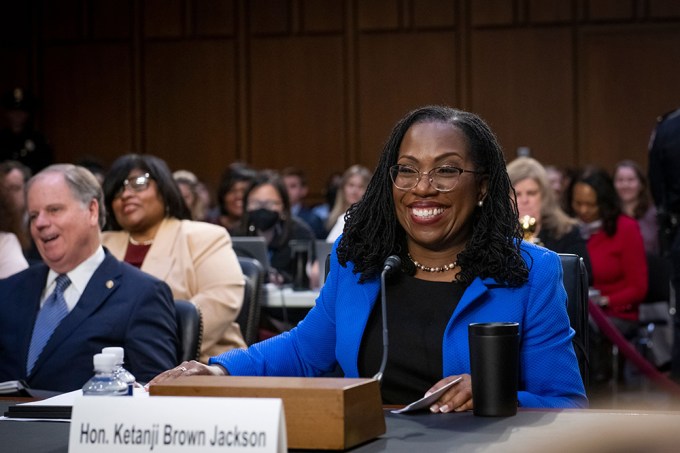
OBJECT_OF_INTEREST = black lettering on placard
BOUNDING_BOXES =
[163,424,206,446]
[210,425,267,447]
[80,423,108,444]
[114,423,160,450]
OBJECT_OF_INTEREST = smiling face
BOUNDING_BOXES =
[613,165,641,205]
[392,121,486,256]
[111,169,166,236]
[27,172,100,273]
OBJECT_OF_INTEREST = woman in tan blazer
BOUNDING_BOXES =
[102,154,246,362]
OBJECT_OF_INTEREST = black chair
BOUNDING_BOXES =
[637,253,673,367]
[237,256,266,346]
[558,253,590,392]
[174,299,203,363]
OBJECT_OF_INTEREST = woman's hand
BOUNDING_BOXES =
[145,360,227,388]
[426,374,473,413]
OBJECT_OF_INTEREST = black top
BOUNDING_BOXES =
[539,225,593,285]
[269,216,315,284]
[649,108,680,212]
[358,273,464,404]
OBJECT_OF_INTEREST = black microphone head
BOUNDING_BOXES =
[383,255,402,275]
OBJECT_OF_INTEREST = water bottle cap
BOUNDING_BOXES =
[101,347,124,362]
[93,353,118,371]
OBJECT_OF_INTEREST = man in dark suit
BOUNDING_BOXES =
[0,164,178,392]
[649,107,680,382]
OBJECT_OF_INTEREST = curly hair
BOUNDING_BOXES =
[337,105,527,286]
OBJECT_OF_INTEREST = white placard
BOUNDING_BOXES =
[68,396,286,452]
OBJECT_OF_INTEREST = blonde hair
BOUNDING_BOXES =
[326,164,372,231]
[507,157,576,239]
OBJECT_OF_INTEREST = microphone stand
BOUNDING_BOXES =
[373,268,390,383]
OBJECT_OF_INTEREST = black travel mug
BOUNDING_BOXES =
[290,240,310,291]
[468,322,519,416]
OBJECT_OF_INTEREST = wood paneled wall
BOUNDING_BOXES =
[2,0,680,203]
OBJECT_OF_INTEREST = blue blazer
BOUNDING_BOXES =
[211,241,587,408]
[0,250,178,392]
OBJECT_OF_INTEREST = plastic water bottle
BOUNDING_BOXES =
[102,346,136,395]
[82,353,129,396]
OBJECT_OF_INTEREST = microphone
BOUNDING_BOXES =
[373,255,402,383]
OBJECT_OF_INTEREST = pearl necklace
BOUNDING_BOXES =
[408,253,457,273]
[129,236,154,246]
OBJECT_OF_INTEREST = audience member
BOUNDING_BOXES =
[173,169,207,221]
[239,172,316,285]
[312,171,342,227]
[567,167,647,386]
[545,165,565,197]
[101,154,246,362]
[0,164,178,392]
[648,107,680,382]
[150,106,586,410]
[326,164,372,243]
[507,157,592,280]
[195,180,213,222]
[1,159,30,216]
[1,159,40,263]
[210,163,257,235]
[0,88,53,174]
[281,166,326,239]
[0,180,28,277]
[613,160,659,256]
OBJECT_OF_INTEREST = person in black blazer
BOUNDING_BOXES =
[0,164,178,392]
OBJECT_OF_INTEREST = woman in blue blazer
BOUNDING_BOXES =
[151,106,588,410]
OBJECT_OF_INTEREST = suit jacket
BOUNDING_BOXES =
[211,240,588,409]
[103,218,246,362]
[0,250,178,392]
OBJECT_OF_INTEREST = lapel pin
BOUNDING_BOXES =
[106,280,114,289]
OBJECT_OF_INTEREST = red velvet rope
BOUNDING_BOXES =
[588,300,680,395]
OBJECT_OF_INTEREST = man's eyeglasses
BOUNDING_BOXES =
[116,173,152,197]
[389,164,483,193]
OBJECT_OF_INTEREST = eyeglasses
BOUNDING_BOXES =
[116,173,152,197]
[248,199,283,210]
[389,164,483,192]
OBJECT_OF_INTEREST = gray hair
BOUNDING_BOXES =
[27,164,106,229]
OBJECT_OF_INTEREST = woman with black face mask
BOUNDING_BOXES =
[239,172,316,285]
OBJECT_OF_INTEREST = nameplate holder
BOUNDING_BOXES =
[68,395,286,452]
[150,376,385,450]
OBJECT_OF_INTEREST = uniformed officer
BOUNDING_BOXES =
[0,87,53,174]
[648,107,680,382]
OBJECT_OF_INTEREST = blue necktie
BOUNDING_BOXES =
[27,274,71,375]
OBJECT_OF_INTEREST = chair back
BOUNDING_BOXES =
[174,299,202,363]
[558,253,589,392]
[237,256,266,345]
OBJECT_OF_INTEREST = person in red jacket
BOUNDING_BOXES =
[568,167,648,388]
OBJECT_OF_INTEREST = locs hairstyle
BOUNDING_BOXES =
[337,105,528,286]
[102,154,191,231]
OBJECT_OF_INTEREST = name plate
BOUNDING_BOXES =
[68,396,286,452]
